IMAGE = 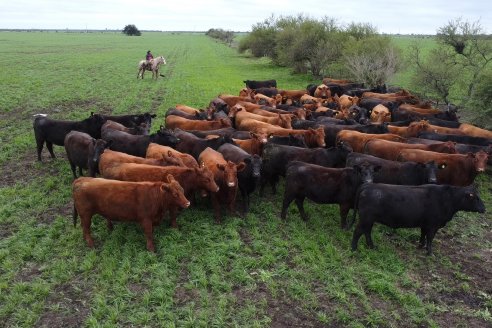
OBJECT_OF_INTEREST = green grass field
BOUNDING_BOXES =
[0,32,491,328]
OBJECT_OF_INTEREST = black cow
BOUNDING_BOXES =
[281,161,380,229]
[218,143,262,214]
[102,127,180,157]
[391,108,459,122]
[417,132,492,147]
[346,153,440,185]
[351,184,485,255]
[64,131,111,178]
[324,82,365,97]
[347,105,370,124]
[253,87,279,97]
[266,134,308,148]
[243,79,277,89]
[100,112,156,128]
[33,113,107,161]
[261,142,352,195]
[174,129,235,160]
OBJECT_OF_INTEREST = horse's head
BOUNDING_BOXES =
[156,56,166,65]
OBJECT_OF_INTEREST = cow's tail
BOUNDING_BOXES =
[350,185,364,228]
[73,204,78,227]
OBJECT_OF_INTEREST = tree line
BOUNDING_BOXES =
[232,15,491,125]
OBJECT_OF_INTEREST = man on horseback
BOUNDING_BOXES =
[145,50,154,70]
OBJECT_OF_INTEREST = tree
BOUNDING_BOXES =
[408,43,459,104]
[123,24,141,36]
[344,36,401,88]
[436,18,492,100]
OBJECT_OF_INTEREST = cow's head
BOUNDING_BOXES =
[162,174,190,208]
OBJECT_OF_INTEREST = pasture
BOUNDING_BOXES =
[0,31,491,327]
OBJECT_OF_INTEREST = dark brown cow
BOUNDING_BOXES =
[72,176,190,252]
[198,147,245,223]
[397,149,489,186]
[101,120,149,136]
[364,139,457,161]
[64,131,111,178]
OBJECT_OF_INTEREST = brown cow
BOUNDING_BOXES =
[218,94,254,108]
[253,93,278,107]
[235,109,293,129]
[335,94,359,110]
[237,119,326,148]
[101,120,149,136]
[279,89,308,103]
[426,123,466,136]
[314,84,331,98]
[397,149,489,186]
[370,104,391,123]
[165,115,232,131]
[336,130,406,153]
[175,104,202,115]
[387,120,431,137]
[458,123,492,139]
[100,162,219,217]
[99,149,185,174]
[72,175,190,252]
[146,143,199,168]
[364,139,457,161]
[198,147,246,223]
[322,77,353,85]
[232,132,268,155]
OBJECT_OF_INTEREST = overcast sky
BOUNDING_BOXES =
[1,0,490,34]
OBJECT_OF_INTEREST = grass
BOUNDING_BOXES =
[0,31,491,327]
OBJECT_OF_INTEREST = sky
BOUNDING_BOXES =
[1,0,491,35]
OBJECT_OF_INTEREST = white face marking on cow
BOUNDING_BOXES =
[227,182,235,187]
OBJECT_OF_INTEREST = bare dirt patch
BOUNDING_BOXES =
[35,275,92,328]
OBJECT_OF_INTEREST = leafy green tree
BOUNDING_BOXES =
[122,24,141,36]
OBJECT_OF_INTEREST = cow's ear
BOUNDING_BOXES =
[217,164,226,171]
[236,162,246,172]
[90,111,94,116]
[168,150,173,157]
[166,174,175,183]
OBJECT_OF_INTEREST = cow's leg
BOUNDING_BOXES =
[69,161,77,179]
[295,197,308,221]
[425,228,438,256]
[141,220,155,252]
[418,227,426,248]
[270,175,279,195]
[280,191,295,220]
[46,142,56,159]
[80,214,94,248]
[78,167,83,177]
[363,222,375,249]
[169,207,178,228]
[35,137,44,161]
[339,203,351,229]
[211,194,222,224]
[351,223,364,251]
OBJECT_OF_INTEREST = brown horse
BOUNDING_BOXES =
[137,56,166,80]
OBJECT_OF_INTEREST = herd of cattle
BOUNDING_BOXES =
[32,77,491,255]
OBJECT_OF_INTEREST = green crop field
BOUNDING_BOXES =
[0,31,491,328]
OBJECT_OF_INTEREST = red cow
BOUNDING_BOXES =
[198,147,246,223]
[72,176,190,252]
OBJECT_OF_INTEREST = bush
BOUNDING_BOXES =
[206,28,235,46]
[122,24,141,36]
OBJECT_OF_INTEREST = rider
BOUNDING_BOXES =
[145,50,154,69]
